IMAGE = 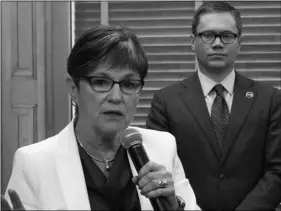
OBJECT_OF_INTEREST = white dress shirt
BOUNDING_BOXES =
[198,69,235,115]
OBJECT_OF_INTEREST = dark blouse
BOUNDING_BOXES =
[77,140,141,211]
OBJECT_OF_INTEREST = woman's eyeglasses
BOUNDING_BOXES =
[74,76,144,94]
[195,31,239,44]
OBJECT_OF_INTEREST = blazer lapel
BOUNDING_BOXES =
[221,73,257,163]
[127,148,153,210]
[55,121,91,210]
[179,73,221,160]
[126,130,156,211]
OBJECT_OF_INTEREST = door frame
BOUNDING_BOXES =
[1,2,72,194]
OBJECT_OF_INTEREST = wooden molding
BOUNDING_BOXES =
[45,2,71,137]
[1,2,71,193]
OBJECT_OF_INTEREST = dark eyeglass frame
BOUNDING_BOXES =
[74,76,144,94]
[195,31,239,44]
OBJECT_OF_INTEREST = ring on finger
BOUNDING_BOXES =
[156,178,168,188]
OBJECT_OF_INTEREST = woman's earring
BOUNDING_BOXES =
[191,44,195,51]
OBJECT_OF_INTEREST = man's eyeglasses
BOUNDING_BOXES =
[196,31,239,44]
[74,76,144,94]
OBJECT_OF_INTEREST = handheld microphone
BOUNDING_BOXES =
[121,128,170,211]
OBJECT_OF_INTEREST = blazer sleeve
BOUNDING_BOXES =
[4,149,39,210]
[236,89,281,210]
[146,90,170,132]
[170,135,201,210]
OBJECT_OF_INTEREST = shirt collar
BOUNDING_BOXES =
[198,69,235,97]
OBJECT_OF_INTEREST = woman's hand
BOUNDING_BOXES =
[1,189,25,210]
[132,161,178,210]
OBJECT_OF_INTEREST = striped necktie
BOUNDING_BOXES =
[211,84,230,156]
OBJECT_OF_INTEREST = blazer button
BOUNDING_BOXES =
[220,174,225,179]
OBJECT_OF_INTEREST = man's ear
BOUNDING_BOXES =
[237,35,243,52]
[190,34,196,51]
[66,74,78,103]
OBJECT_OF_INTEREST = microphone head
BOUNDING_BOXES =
[121,128,143,149]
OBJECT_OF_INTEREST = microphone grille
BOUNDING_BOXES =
[121,128,143,149]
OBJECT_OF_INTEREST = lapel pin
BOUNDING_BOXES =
[246,91,254,98]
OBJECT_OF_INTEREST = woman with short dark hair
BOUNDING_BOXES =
[2,25,199,210]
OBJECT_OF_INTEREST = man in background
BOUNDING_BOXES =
[146,1,281,210]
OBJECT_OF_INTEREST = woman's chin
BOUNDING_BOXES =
[101,121,128,134]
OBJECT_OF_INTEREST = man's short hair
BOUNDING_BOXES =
[192,1,242,36]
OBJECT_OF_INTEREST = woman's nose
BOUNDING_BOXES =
[108,84,122,103]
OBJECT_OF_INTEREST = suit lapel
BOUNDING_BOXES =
[55,121,91,210]
[221,73,257,163]
[179,73,221,161]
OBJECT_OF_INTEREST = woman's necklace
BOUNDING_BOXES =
[75,132,116,170]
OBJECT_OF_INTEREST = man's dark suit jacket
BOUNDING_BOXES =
[146,72,281,210]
